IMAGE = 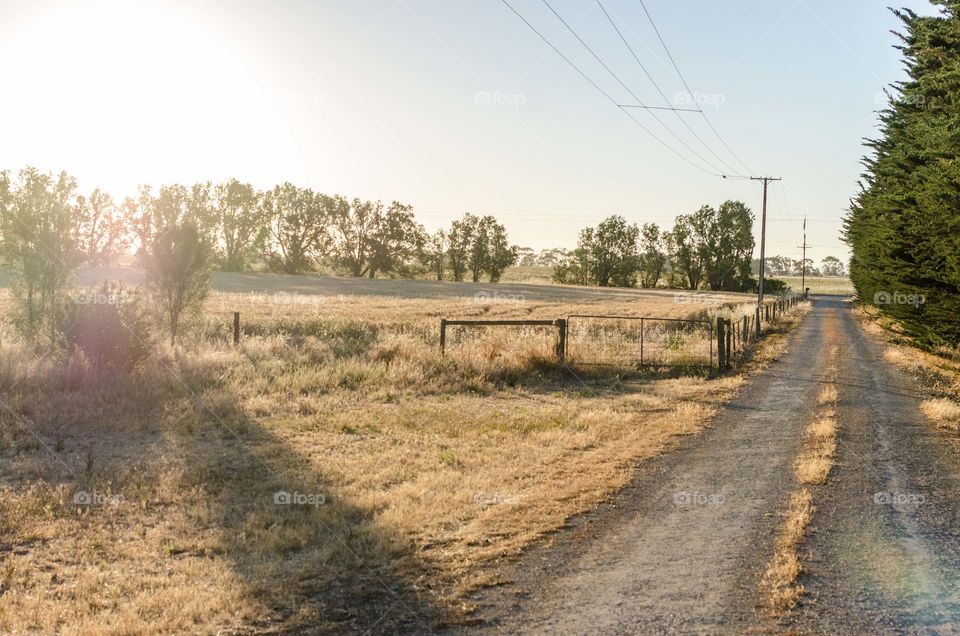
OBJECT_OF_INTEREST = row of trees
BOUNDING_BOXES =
[0,167,520,345]
[1,169,520,280]
[762,255,846,278]
[846,3,960,345]
[553,201,758,292]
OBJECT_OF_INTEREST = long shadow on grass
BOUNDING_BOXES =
[161,354,445,635]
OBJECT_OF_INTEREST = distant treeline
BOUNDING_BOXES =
[550,201,762,292]
[0,168,518,282]
[759,255,846,278]
[845,5,960,346]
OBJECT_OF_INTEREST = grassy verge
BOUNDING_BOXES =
[853,305,960,434]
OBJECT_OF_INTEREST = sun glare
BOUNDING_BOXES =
[0,1,299,196]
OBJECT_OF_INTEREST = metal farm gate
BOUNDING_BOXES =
[564,315,714,369]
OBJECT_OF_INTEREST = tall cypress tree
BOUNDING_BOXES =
[846,2,960,346]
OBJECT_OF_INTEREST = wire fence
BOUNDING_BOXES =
[565,315,714,369]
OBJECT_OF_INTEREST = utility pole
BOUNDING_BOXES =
[798,216,810,295]
[750,176,782,308]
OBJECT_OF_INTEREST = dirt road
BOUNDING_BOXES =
[467,298,960,634]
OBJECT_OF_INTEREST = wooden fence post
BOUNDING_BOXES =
[555,319,567,362]
[755,306,761,338]
[743,316,749,345]
[440,319,447,355]
[717,318,727,371]
[725,319,733,366]
[233,312,240,346]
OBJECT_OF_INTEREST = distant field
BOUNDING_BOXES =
[779,276,854,296]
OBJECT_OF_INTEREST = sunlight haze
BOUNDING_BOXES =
[0,0,935,262]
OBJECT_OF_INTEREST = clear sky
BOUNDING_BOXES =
[0,0,937,266]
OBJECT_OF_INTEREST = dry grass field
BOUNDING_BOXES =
[779,276,854,296]
[0,277,801,633]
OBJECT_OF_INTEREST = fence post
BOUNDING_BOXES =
[755,306,761,338]
[640,318,645,366]
[555,319,567,362]
[743,316,749,346]
[725,319,733,366]
[233,312,240,346]
[440,319,447,355]
[717,318,726,371]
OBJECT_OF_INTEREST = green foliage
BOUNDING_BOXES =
[212,179,265,271]
[638,223,666,288]
[554,215,639,287]
[142,222,213,345]
[263,183,332,274]
[846,4,960,345]
[762,278,790,294]
[0,167,77,344]
[63,282,153,371]
[664,202,754,291]
[444,213,517,282]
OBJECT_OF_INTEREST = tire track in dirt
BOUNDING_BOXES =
[789,300,960,635]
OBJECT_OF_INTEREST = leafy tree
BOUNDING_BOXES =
[332,199,423,278]
[665,202,754,291]
[638,223,666,288]
[701,200,755,291]
[71,187,130,267]
[263,183,332,274]
[132,184,212,257]
[365,202,425,278]
[821,255,845,277]
[212,179,266,271]
[142,222,212,345]
[515,246,537,267]
[446,214,476,282]
[467,215,491,283]
[537,247,568,267]
[479,217,517,282]
[554,215,639,287]
[664,212,705,290]
[422,230,447,280]
[551,245,593,285]
[0,168,77,344]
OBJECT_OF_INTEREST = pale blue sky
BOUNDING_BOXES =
[0,0,937,265]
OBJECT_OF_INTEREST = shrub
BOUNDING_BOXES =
[63,283,153,371]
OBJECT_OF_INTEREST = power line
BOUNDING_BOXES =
[539,0,731,176]
[500,0,724,177]
[596,0,742,176]
[637,0,756,177]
